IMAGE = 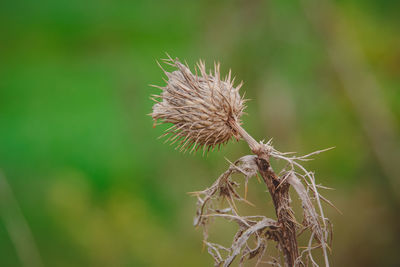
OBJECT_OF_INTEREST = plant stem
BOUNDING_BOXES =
[232,122,300,266]
[256,154,299,266]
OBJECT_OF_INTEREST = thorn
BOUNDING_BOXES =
[241,197,255,207]
[244,182,248,200]
[186,191,201,196]
[256,173,262,183]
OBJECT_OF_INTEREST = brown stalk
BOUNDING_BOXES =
[232,121,300,266]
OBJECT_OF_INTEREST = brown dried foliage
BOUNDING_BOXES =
[150,57,334,266]
[190,145,334,267]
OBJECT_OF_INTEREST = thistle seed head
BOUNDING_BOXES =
[151,56,246,153]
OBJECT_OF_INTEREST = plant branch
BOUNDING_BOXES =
[232,122,300,266]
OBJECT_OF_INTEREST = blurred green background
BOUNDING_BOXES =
[1,0,399,266]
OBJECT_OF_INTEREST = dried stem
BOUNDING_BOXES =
[233,122,300,266]
[256,154,299,266]
[230,120,260,154]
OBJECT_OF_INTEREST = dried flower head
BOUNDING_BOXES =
[151,56,246,153]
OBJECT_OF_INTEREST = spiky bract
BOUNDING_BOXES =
[151,57,246,153]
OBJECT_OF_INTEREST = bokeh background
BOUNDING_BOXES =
[1,0,400,266]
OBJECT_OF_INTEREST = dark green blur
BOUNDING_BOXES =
[0,0,399,266]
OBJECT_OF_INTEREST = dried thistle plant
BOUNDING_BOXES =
[150,56,335,267]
